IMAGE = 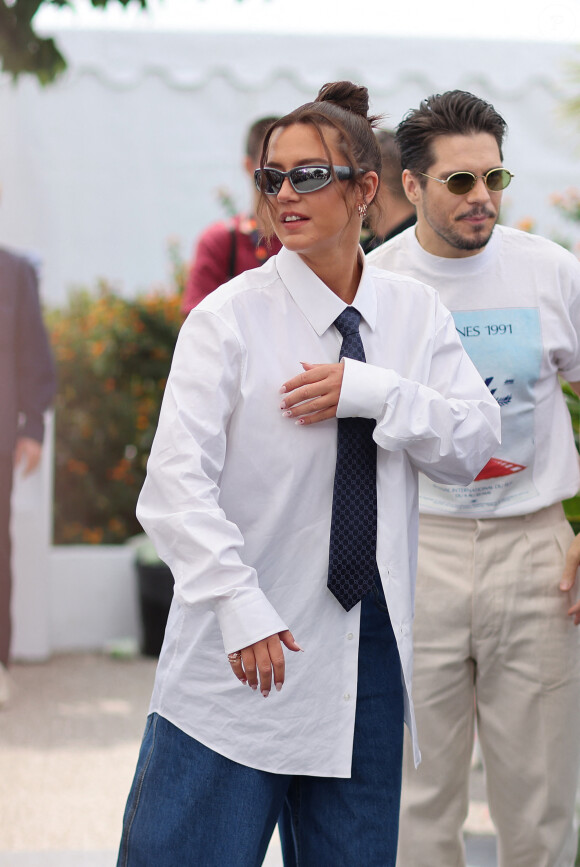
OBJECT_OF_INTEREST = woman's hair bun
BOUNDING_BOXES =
[315,81,370,119]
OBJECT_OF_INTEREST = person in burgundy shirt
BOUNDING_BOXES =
[361,130,416,254]
[182,116,282,315]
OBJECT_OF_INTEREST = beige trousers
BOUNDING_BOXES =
[396,505,580,867]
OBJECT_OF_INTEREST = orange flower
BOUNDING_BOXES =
[91,340,107,358]
[515,217,535,233]
[82,527,104,544]
[108,517,125,534]
[108,459,132,481]
[56,346,75,362]
[66,458,89,475]
[62,522,84,542]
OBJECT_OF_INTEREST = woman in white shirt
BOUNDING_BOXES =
[117,81,500,867]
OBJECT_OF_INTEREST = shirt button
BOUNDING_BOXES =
[343,692,351,701]
[346,632,354,640]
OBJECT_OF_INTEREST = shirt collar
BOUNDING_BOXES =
[275,246,377,337]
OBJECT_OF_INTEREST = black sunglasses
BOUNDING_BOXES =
[419,168,514,196]
[254,164,355,196]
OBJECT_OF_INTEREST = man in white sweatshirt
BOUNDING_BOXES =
[368,89,580,867]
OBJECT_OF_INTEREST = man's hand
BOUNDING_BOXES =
[560,533,580,626]
[280,362,344,426]
[227,630,303,697]
[13,437,42,477]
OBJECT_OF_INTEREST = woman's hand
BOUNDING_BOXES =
[228,630,303,697]
[280,362,344,425]
[14,437,42,477]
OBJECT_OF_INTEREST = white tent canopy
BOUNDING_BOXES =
[4,28,580,658]
[0,29,578,306]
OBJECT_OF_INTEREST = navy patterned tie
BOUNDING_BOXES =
[327,307,378,611]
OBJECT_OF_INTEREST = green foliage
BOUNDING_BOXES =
[0,0,148,83]
[0,0,65,84]
[47,241,185,544]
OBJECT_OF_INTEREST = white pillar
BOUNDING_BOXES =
[10,413,54,661]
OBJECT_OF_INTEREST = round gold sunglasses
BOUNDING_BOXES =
[418,168,514,196]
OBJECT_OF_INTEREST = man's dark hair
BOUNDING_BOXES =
[396,91,508,181]
[245,116,280,164]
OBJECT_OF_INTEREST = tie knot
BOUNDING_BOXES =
[334,307,362,339]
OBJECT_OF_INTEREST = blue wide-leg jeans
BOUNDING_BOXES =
[117,580,403,866]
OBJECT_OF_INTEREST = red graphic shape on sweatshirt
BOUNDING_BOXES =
[475,458,526,481]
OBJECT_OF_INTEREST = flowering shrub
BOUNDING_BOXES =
[48,244,185,544]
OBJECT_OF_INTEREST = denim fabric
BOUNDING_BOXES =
[279,577,404,866]
[117,713,287,867]
[117,578,403,866]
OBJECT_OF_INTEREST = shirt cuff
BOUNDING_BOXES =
[337,358,394,420]
[215,587,289,654]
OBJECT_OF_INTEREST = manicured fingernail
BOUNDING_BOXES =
[296,644,305,652]
[295,418,304,426]
[250,683,257,691]
[261,689,270,698]
[280,400,286,409]
[240,678,247,684]
[282,410,292,417]
[279,386,287,394]
[275,682,283,692]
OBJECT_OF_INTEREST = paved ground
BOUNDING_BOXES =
[0,653,498,866]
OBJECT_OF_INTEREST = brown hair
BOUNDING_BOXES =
[257,81,383,231]
[245,116,280,164]
[396,90,508,183]
[375,129,406,201]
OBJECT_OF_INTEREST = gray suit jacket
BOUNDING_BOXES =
[0,247,56,456]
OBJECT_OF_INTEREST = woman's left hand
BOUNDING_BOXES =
[280,362,344,425]
[228,629,303,697]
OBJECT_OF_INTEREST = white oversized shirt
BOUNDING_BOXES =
[137,247,500,776]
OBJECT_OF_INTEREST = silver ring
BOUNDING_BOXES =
[228,651,242,662]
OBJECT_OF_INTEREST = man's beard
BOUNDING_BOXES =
[430,207,497,252]
[445,226,495,251]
